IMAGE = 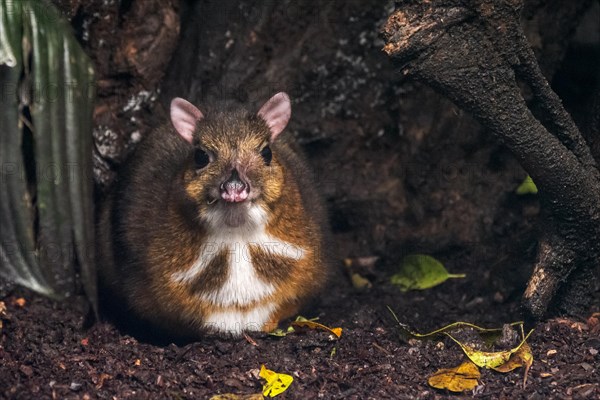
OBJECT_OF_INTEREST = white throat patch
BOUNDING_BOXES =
[171,204,305,311]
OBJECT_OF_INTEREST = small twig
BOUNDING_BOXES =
[372,342,391,355]
[243,332,259,347]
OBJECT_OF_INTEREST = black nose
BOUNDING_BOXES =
[220,169,249,202]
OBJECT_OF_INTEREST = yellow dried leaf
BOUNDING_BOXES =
[0,301,5,331]
[351,272,372,289]
[492,342,534,386]
[209,394,264,400]
[445,329,533,369]
[492,342,533,372]
[291,316,342,338]
[428,360,481,392]
[259,365,293,397]
[13,297,26,307]
[95,373,112,390]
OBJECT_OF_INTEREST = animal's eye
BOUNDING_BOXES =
[194,149,210,169]
[260,145,272,165]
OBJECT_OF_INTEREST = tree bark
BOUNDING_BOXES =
[382,0,600,319]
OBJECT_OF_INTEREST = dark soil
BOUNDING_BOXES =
[1,0,600,399]
[1,273,599,399]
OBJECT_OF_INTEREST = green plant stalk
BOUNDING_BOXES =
[0,0,97,312]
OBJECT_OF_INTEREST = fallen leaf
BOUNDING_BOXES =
[13,297,26,307]
[19,365,34,377]
[0,301,6,330]
[445,329,534,369]
[587,313,599,333]
[390,254,465,292]
[267,326,295,337]
[492,342,534,386]
[291,316,342,338]
[580,362,593,372]
[572,322,587,331]
[516,175,538,195]
[209,394,264,400]
[344,256,379,269]
[428,360,481,392]
[268,316,342,338]
[389,309,535,387]
[259,365,293,397]
[357,256,378,267]
[387,307,522,342]
[94,373,112,390]
[351,272,372,290]
[344,257,377,290]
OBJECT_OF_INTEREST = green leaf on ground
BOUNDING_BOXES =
[267,326,296,337]
[516,175,538,195]
[390,255,465,292]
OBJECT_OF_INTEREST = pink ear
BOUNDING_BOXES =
[170,97,204,143]
[257,92,291,141]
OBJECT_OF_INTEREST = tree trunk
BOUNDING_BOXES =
[382,0,600,319]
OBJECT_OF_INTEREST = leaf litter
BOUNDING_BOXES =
[388,307,535,392]
[268,316,342,339]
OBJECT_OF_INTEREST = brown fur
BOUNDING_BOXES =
[97,98,329,338]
